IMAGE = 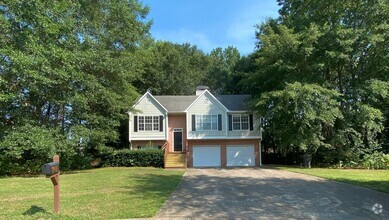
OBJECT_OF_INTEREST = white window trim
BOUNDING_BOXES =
[232,114,250,131]
[195,114,218,131]
[138,115,160,132]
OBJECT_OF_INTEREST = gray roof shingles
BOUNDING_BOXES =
[216,95,251,111]
[154,96,197,112]
[154,94,251,112]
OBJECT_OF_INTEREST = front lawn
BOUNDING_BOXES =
[0,167,184,219]
[275,166,389,194]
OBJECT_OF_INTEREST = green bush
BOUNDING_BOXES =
[0,124,96,175]
[360,152,389,169]
[0,124,64,175]
[339,152,389,169]
[102,148,164,168]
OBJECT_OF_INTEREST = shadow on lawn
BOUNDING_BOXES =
[127,172,184,197]
[0,168,96,179]
[23,205,47,215]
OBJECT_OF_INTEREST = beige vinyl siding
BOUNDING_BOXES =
[130,95,166,140]
[227,115,262,138]
[187,93,226,138]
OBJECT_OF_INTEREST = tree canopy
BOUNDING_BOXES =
[0,0,152,173]
[1,0,388,173]
[248,0,389,166]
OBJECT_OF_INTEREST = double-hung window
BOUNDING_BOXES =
[138,116,159,131]
[195,114,218,131]
[232,114,249,130]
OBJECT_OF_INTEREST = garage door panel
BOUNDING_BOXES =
[227,145,255,167]
[193,145,221,167]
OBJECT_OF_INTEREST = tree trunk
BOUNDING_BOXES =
[303,152,312,168]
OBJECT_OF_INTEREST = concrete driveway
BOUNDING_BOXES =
[156,168,389,219]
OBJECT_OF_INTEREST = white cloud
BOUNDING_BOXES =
[150,1,280,55]
[154,28,217,53]
[226,2,280,54]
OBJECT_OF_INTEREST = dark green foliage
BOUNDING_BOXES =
[256,83,343,167]
[0,124,61,175]
[133,42,249,96]
[134,41,209,95]
[1,0,388,173]
[0,0,151,174]
[358,152,389,169]
[0,124,94,175]
[102,149,164,168]
[203,46,241,94]
[248,0,389,167]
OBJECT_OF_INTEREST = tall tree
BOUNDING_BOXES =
[134,41,209,95]
[247,0,389,165]
[256,83,343,167]
[0,0,151,173]
[203,46,241,94]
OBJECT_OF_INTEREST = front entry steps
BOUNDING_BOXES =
[165,153,186,168]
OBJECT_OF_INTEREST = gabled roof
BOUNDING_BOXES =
[185,90,229,112]
[216,95,251,111]
[132,92,168,112]
[134,91,252,112]
[154,95,197,112]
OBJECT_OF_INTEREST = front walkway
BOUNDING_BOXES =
[156,168,389,219]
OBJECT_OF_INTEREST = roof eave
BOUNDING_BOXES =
[132,92,169,113]
[185,90,230,112]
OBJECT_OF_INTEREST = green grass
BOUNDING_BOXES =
[0,167,184,219]
[275,166,389,194]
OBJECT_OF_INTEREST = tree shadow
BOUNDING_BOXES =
[127,172,184,198]
[151,168,389,219]
[22,205,47,215]
[0,168,95,178]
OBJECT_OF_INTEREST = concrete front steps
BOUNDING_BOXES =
[165,153,186,168]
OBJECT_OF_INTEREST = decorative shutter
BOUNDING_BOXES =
[228,115,232,131]
[249,114,254,130]
[134,116,138,132]
[192,115,196,131]
[159,115,163,132]
[218,114,222,131]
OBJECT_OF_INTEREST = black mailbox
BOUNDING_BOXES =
[42,161,59,176]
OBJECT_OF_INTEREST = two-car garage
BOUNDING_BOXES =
[193,146,221,167]
[226,145,255,166]
[192,143,257,167]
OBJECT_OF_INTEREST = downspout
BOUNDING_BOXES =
[128,112,132,150]
[259,140,262,166]
[225,112,228,137]
[165,113,169,142]
[259,117,262,166]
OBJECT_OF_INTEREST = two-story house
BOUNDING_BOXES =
[128,86,262,168]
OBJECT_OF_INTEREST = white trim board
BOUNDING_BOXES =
[187,136,262,140]
[184,90,229,112]
[132,92,168,113]
[130,138,167,141]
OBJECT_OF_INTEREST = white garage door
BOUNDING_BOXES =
[193,145,221,167]
[227,145,255,167]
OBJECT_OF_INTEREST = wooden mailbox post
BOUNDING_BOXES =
[42,155,60,214]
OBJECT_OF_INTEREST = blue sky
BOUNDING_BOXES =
[142,0,280,55]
